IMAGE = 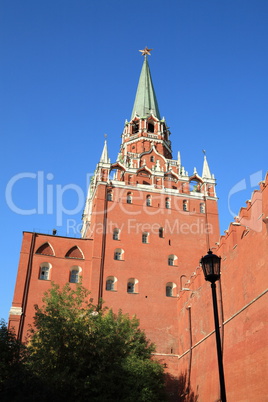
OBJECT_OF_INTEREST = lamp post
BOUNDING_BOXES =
[200,250,227,402]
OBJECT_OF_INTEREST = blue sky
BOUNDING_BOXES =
[1,0,267,321]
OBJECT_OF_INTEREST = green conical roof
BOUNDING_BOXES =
[131,56,160,120]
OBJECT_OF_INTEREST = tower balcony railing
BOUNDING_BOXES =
[129,134,139,140]
[166,159,179,166]
[127,152,139,158]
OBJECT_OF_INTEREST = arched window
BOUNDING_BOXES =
[132,121,139,134]
[150,156,155,162]
[70,270,79,283]
[127,278,138,293]
[166,285,173,297]
[200,203,205,213]
[127,192,132,204]
[69,266,81,283]
[106,279,114,290]
[159,227,164,238]
[114,248,124,261]
[146,195,152,206]
[183,200,188,211]
[148,122,154,133]
[106,276,117,291]
[39,263,52,280]
[113,228,120,240]
[168,254,178,266]
[107,191,113,201]
[165,197,171,209]
[142,232,149,244]
[189,180,201,192]
[166,282,176,297]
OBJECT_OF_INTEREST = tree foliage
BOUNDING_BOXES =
[0,319,26,396]
[24,283,166,401]
[0,284,200,401]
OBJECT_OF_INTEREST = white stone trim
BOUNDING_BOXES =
[9,306,22,316]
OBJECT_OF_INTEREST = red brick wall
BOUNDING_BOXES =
[176,174,268,401]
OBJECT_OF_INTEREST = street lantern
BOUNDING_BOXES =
[200,249,221,283]
[200,249,227,402]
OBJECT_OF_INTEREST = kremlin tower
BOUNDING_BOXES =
[9,50,267,401]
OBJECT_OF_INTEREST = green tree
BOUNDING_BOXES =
[0,320,28,400]
[26,283,166,401]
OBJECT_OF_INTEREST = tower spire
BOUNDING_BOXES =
[100,139,109,163]
[202,153,212,179]
[131,48,160,120]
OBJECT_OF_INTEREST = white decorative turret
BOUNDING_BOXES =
[202,155,213,179]
[177,151,181,166]
[99,140,110,164]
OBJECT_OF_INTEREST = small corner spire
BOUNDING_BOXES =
[100,136,109,164]
[202,151,212,179]
[177,151,181,165]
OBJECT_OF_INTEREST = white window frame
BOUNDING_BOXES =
[39,262,52,280]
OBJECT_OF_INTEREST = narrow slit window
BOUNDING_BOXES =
[113,228,120,240]
[183,200,188,211]
[159,227,164,238]
[142,232,149,244]
[127,193,132,204]
[165,198,171,209]
[146,195,152,207]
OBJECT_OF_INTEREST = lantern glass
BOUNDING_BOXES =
[201,250,221,283]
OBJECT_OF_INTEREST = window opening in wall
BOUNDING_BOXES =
[166,282,176,297]
[146,195,152,206]
[70,269,79,283]
[107,191,113,201]
[166,285,173,297]
[159,227,164,238]
[127,193,132,204]
[113,228,120,240]
[148,123,154,133]
[40,266,49,280]
[189,180,201,192]
[133,122,139,134]
[200,203,205,213]
[183,200,188,211]
[127,282,135,293]
[106,279,114,291]
[168,254,177,266]
[165,198,171,209]
[114,249,123,260]
[142,232,149,244]
[150,156,154,162]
